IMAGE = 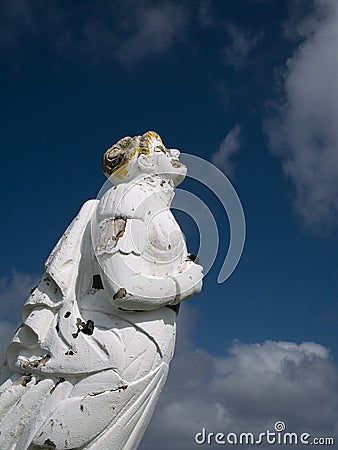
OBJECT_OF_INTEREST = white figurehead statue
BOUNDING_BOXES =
[0,131,203,449]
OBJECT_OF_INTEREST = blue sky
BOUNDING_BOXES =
[1,0,338,448]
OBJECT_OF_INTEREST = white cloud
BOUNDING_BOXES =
[222,24,263,69]
[0,270,38,363]
[211,124,241,176]
[0,270,38,320]
[265,0,338,231]
[140,306,338,449]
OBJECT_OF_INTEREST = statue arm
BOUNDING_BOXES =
[92,209,202,311]
[97,251,178,311]
[97,252,202,311]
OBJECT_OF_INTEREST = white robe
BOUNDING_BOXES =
[0,199,177,450]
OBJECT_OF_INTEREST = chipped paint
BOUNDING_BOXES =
[18,354,51,369]
[96,217,126,254]
[17,374,32,387]
[113,287,127,300]
[72,318,95,338]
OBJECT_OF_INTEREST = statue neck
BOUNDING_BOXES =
[122,173,175,205]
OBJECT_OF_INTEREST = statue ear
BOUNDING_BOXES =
[137,154,155,173]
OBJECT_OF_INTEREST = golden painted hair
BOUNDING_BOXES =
[102,131,163,177]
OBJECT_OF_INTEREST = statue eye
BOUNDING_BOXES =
[155,145,167,153]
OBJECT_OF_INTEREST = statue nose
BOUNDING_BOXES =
[170,149,180,158]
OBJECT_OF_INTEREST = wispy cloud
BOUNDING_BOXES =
[197,0,214,28]
[141,306,338,449]
[0,0,37,45]
[0,0,190,66]
[211,124,241,176]
[0,270,38,362]
[116,2,189,65]
[0,270,38,321]
[222,24,263,69]
[265,0,338,232]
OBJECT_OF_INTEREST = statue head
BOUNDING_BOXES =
[102,131,187,187]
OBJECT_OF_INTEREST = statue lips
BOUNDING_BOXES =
[170,158,184,168]
[168,157,187,187]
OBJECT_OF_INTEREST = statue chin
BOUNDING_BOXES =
[0,131,202,450]
[171,164,187,187]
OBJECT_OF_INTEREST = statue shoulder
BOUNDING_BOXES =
[96,184,145,220]
[45,199,98,296]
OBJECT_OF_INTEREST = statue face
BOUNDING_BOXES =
[142,145,187,187]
